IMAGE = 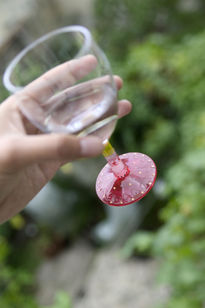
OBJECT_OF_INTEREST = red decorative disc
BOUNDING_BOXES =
[96,152,157,206]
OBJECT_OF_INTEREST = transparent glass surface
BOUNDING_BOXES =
[3,26,118,140]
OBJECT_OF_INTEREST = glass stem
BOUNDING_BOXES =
[102,140,130,180]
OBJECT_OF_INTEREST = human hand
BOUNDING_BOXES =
[0,55,131,223]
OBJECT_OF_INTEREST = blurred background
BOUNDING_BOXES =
[1,0,205,307]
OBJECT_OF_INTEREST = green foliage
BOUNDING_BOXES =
[0,79,9,103]
[95,1,205,305]
[42,291,72,308]
[0,222,72,308]
[117,31,205,306]
[94,0,205,59]
[122,231,154,258]
[158,296,202,308]
[0,232,39,308]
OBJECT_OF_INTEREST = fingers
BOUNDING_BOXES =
[117,99,132,118]
[114,75,123,90]
[43,75,124,113]
[23,55,98,103]
[0,98,131,172]
[0,135,104,171]
[22,56,123,106]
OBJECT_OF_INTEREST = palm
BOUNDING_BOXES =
[0,98,61,221]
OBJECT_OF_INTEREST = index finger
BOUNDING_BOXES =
[23,55,98,103]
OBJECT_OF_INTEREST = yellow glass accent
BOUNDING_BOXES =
[10,214,25,230]
[60,162,73,174]
[103,140,115,157]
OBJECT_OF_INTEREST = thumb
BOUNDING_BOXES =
[0,134,104,171]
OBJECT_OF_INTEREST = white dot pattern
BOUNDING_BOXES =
[96,152,157,206]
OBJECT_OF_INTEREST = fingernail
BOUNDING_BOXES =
[80,137,104,156]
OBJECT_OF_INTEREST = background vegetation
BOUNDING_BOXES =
[94,0,205,307]
[1,0,205,307]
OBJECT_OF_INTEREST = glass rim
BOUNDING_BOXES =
[3,25,93,94]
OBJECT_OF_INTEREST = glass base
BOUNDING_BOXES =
[96,152,157,206]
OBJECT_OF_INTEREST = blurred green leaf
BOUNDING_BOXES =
[41,291,72,308]
[122,231,154,258]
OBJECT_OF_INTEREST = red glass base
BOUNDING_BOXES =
[96,152,157,206]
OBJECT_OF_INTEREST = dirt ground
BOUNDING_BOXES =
[36,239,169,308]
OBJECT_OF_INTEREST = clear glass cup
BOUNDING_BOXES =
[3,25,118,140]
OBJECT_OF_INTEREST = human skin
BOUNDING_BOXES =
[0,55,132,223]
